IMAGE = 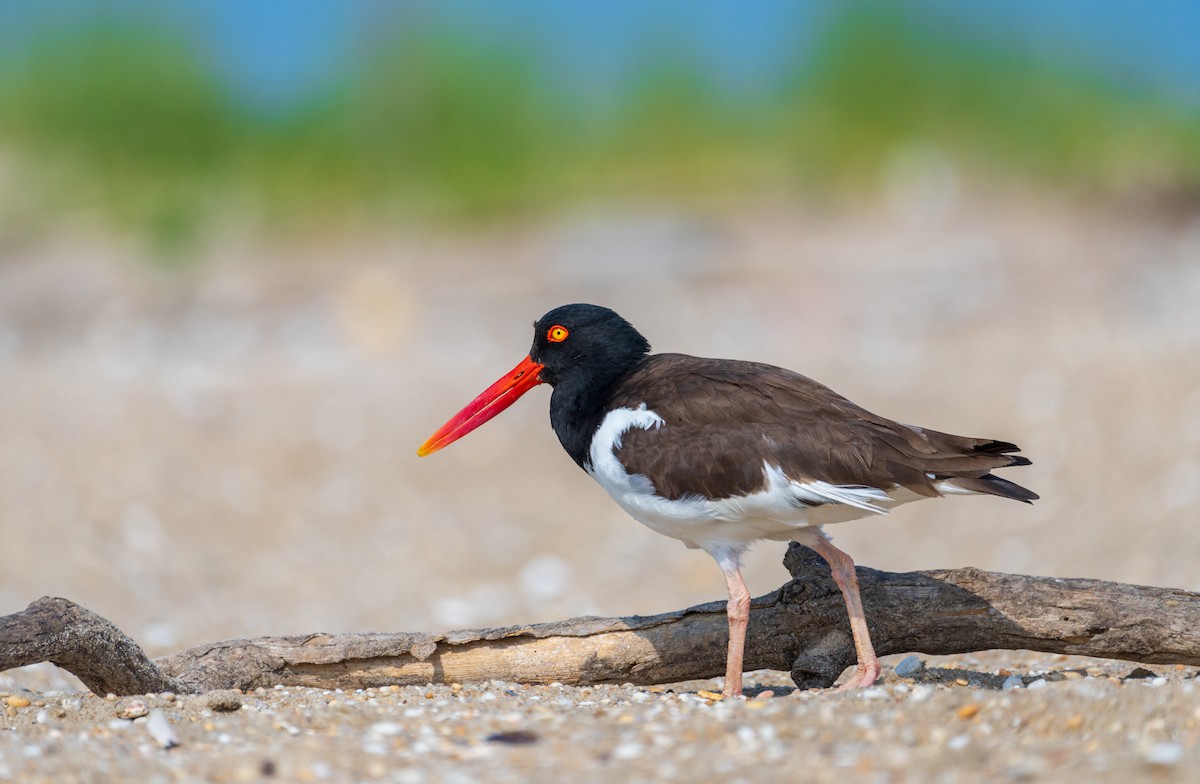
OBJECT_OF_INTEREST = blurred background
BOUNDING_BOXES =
[2,0,1200,683]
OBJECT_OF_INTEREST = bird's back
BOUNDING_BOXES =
[606,353,1036,506]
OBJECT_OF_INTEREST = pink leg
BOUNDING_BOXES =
[719,562,751,698]
[807,536,881,689]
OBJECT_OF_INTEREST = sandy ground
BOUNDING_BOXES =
[2,191,1200,780]
[4,655,1200,783]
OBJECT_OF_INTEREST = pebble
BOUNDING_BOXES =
[1001,676,1024,691]
[146,710,178,750]
[893,656,926,677]
[202,690,244,712]
[368,722,403,737]
[486,730,539,745]
[957,703,981,720]
[119,699,149,720]
[612,741,644,760]
[1143,743,1183,766]
[5,696,31,709]
[909,685,935,703]
[1026,679,1048,690]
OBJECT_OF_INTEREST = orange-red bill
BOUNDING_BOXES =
[417,355,545,456]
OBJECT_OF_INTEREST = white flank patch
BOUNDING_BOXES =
[789,477,891,513]
[585,407,939,556]
[934,479,986,496]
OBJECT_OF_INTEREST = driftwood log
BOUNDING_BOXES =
[3,544,1198,696]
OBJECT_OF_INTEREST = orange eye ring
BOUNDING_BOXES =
[547,325,569,343]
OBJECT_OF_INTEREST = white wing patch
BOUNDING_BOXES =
[586,404,664,479]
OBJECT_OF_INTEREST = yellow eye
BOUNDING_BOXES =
[547,325,569,343]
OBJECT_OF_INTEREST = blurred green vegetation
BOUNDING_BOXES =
[1,4,1197,249]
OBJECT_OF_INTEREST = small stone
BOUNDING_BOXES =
[1061,671,1085,680]
[1026,679,1048,690]
[612,741,644,760]
[954,678,970,687]
[450,683,463,692]
[1002,676,1024,691]
[5,696,31,709]
[1143,743,1183,766]
[1124,667,1157,681]
[1066,714,1083,730]
[909,684,935,703]
[957,703,981,720]
[201,690,243,712]
[754,689,775,701]
[146,709,179,750]
[696,690,724,701]
[893,656,925,677]
[486,730,539,745]
[369,722,403,737]
[119,699,149,720]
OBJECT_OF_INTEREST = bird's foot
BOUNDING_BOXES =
[837,660,882,690]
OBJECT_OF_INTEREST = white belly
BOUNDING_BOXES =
[584,406,930,555]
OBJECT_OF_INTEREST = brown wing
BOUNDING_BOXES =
[610,354,1035,502]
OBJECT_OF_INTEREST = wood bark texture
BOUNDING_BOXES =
[2,544,1197,696]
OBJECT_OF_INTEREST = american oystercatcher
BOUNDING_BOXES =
[419,304,1036,696]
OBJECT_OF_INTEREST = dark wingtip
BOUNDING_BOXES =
[944,473,1038,503]
[991,476,1039,503]
[976,439,1022,454]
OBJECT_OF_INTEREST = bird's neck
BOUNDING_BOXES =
[549,361,640,470]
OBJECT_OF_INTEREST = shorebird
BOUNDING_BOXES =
[419,304,1036,696]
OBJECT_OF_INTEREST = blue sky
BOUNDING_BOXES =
[2,0,1198,109]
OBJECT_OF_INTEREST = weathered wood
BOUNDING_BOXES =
[779,545,1200,687]
[2,544,1198,696]
[0,596,180,695]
